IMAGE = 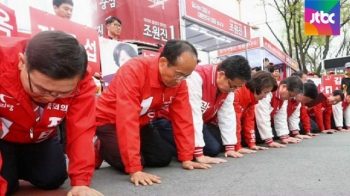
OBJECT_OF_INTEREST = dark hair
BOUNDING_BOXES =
[291,71,306,78]
[217,55,251,81]
[246,71,278,95]
[333,90,344,101]
[264,58,269,63]
[106,16,122,26]
[280,76,303,94]
[303,82,318,100]
[272,65,281,72]
[113,43,138,67]
[25,31,87,80]
[160,39,198,66]
[252,66,262,71]
[53,0,73,7]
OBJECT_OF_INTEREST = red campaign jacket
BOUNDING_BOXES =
[195,65,228,123]
[233,84,258,150]
[0,36,96,186]
[271,90,285,119]
[0,154,6,196]
[307,98,332,131]
[159,65,229,123]
[95,56,194,173]
[287,99,311,132]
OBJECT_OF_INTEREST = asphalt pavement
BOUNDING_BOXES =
[14,131,350,196]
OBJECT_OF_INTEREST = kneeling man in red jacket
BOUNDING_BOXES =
[0,31,102,196]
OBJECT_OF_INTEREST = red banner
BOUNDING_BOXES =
[0,3,18,37]
[322,75,343,95]
[263,38,299,71]
[93,0,180,45]
[184,0,250,41]
[217,37,260,56]
[29,7,101,74]
[142,49,159,57]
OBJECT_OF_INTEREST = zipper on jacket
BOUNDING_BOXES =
[30,128,33,139]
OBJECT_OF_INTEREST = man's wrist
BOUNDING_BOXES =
[194,147,203,157]
[265,138,273,144]
[279,134,289,140]
[225,145,235,152]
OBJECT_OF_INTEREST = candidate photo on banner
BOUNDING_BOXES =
[99,37,138,87]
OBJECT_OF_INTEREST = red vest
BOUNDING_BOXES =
[195,65,229,123]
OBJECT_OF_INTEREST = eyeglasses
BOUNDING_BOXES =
[113,22,122,28]
[227,79,240,91]
[27,71,79,98]
[167,63,190,80]
[173,71,190,80]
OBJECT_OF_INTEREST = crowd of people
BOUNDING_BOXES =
[1,0,350,196]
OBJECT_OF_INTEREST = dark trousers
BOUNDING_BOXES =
[152,118,224,158]
[57,119,67,153]
[0,136,68,196]
[299,118,320,134]
[96,123,172,173]
[331,114,346,130]
[307,117,322,133]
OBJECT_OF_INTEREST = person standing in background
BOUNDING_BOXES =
[53,0,73,20]
[105,16,122,41]
[341,62,350,95]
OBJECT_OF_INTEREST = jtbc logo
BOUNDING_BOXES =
[310,11,335,24]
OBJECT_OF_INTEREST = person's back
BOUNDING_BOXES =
[233,71,278,152]
[95,39,211,187]
[308,90,344,132]
[0,31,102,196]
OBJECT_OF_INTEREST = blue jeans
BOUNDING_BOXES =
[152,118,223,158]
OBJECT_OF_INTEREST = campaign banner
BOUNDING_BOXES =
[99,37,138,88]
[0,3,18,37]
[93,0,180,45]
[217,37,260,57]
[263,37,299,71]
[322,75,343,95]
[29,7,101,74]
[183,0,250,41]
[307,77,323,92]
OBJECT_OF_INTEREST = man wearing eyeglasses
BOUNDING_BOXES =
[255,76,303,148]
[95,40,211,186]
[153,55,252,164]
[105,16,122,41]
[0,31,103,196]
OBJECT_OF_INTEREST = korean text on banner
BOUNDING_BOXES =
[184,0,250,41]
[93,0,180,45]
[322,75,343,95]
[29,7,101,74]
[0,3,18,37]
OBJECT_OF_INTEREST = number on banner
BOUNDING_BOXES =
[0,9,13,36]
[325,86,332,94]
[152,26,160,40]
[99,0,108,10]
[84,39,97,63]
[143,24,152,37]
[160,28,168,41]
